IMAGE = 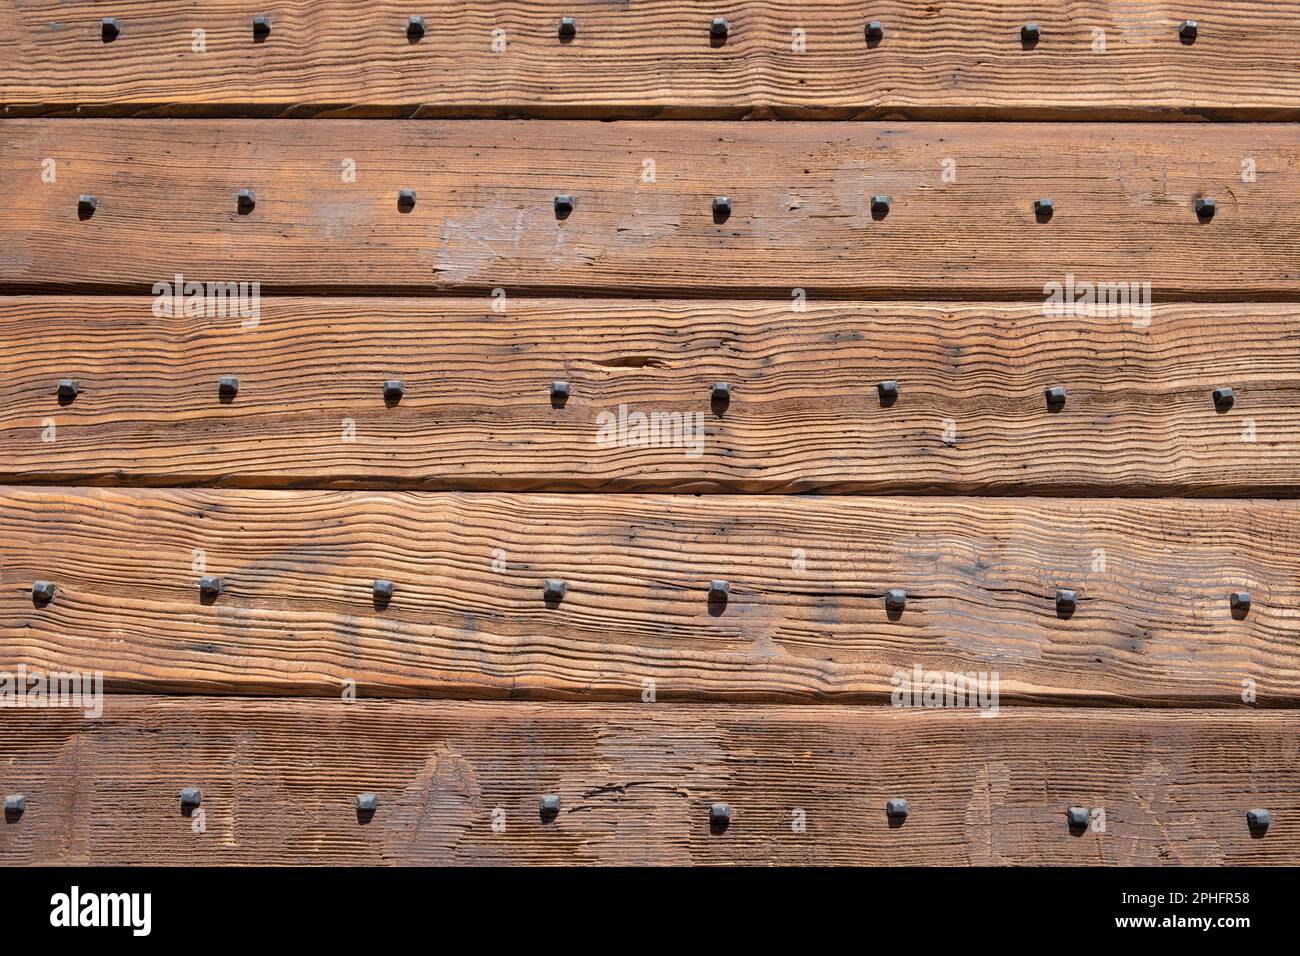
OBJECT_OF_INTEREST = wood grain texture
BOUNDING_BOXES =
[2,120,1298,298]
[3,297,1299,496]
[2,2,1299,119]
[1,697,1296,865]
[2,487,1297,705]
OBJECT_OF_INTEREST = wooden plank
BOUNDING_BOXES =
[2,297,1298,496]
[1,487,1296,705]
[2,2,1299,119]
[2,120,1297,298]
[1,697,1296,864]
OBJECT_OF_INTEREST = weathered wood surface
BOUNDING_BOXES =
[2,297,1297,495]
[2,120,1297,298]
[2,487,1296,705]
[2,2,1299,119]
[1,698,1296,865]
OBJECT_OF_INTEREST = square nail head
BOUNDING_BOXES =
[539,793,561,819]
[877,380,899,402]
[383,380,405,401]
[1212,386,1234,409]
[885,797,908,819]
[356,792,378,812]
[709,802,731,826]
[407,16,426,39]
[32,580,55,603]
[252,15,271,39]
[373,579,395,601]
[397,188,417,211]
[57,379,80,400]
[710,17,729,39]
[1067,806,1089,828]
[885,588,907,611]
[4,794,26,815]
[1246,808,1270,829]
[1045,385,1067,409]
[711,381,732,402]
[1056,588,1077,611]
[1195,197,1216,219]
[709,579,730,598]
[558,17,578,38]
[1021,22,1041,44]
[199,575,222,597]
[180,787,202,808]
[1230,590,1251,614]
[101,18,121,41]
[544,578,566,602]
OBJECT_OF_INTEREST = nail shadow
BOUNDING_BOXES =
[887,815,906,829]
[1035,208,1053,224]
[710,396,730,417]
[539,805,560,825]
[707,592,728,617]
[1214,400,1234,415]
[181,805,195,819]
[1068,822,1088,838]
[1231,605,1250,622]
[356,808,375,825]
[544,594,564,610]
[709,35,727,49]
[32,593,52,609]
[550,393,569,410]
[372,593,391,612]
[712,208,731,225]
[199,590,219,606]
[885,604,904,623]
[1021,37,1040,50]
[870,205,889,221]
[709,818,730,835]
[878,392,898,409]
[1057,605,1076,620]
[57,392,77,407]
[1248,824,1268,839]
[4,808,23,824]
[866,34,882,50]
[77,205,95,222]
[384,394,402,409]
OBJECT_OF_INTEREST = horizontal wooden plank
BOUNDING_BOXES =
[2,488,1296,705]
[1,697,1296,864]
[2,120,1297,298]
[2,2,1298,119]
[2,297,1298,496]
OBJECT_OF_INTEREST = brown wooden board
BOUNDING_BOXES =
[2,2,1298,119]
[2,487,1295,705]
[1,297,1296,495]
[1,697,1296,865]
[1,120,1297,298]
